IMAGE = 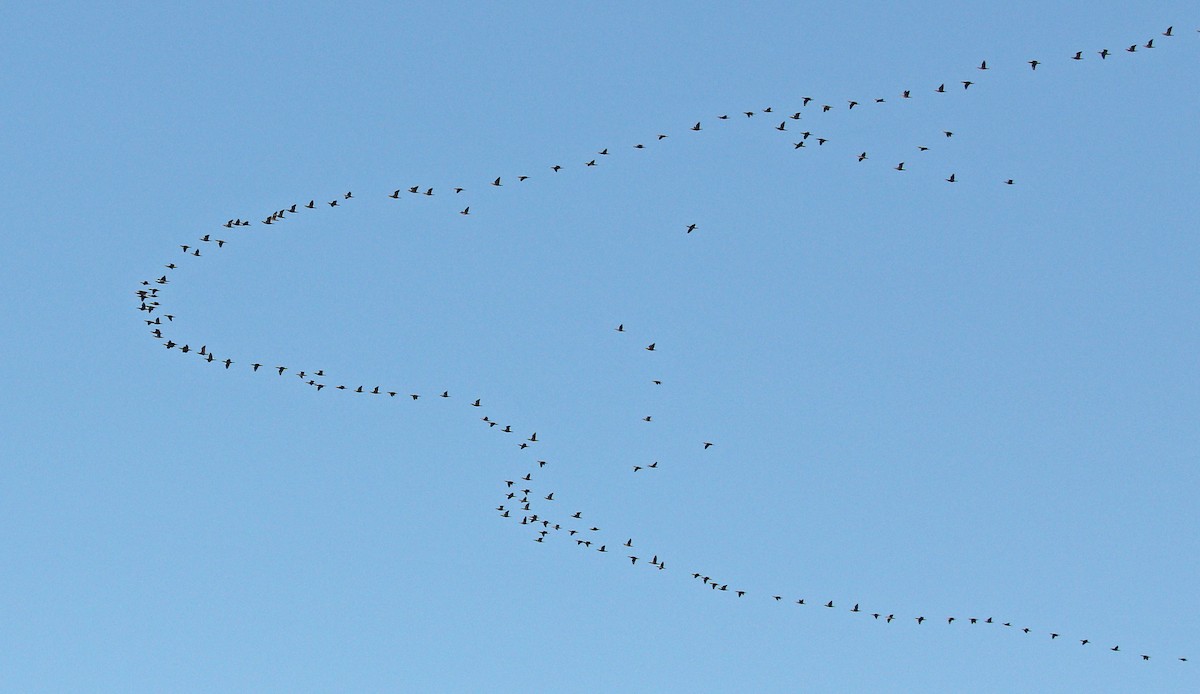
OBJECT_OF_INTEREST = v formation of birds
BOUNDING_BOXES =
[137,25,1193,665]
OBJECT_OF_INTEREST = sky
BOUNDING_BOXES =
[2,2,1198,692]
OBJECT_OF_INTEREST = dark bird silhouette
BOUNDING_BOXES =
[1099,49,1110,59]
[946,173,956,183]
[1163,26,1173,36]
[460,207,469,215]
[252,363,262,372]
[703,442,713,449]
[825,601,834,608]
[895,162,905,171]
[492,177,502,186]
[585,160,596,166]
[686,224,697,233]
[691,122,701,131]
[1072,51,1083,60]
[916,616,926,624]
[776,121,787,131]
[936,83,946,93]
[645,343,656,351]
[1029,60,1039,70]
[962,81,974,89]
[276,366,286,375]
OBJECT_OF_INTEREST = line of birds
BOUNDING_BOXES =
[137,23,1195,665]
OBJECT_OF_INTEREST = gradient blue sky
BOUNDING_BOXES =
[3,3,1198,692]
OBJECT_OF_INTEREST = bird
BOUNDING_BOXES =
[1099,49,1110,59]
[645,343,656,351]
[946,173,956,183]
[703,442,713,449]
[776,121,786,131]
[460,207,470,215]
[858,151,868,162]
[916,616,926,624]
[1126,44,1136,53]
[978,60,988,70]
[944,131,953,138]
[1144,39,1154,49]
[1163,26,1173,36]
[962,81,974,89]
[1072,51,1083,60]
[585,160,596,166]
[616,324,625,332]
[686,224,697,233]
[1029,60,1039,70]
[691,122,701,131]
[598,148,609,155]
[847,100,858,110]
[629,556,638,564]
[825,601,834,608]
[389,190,401,198]
[642,416,652,422]
[895,162,905,171]
[472,399,481,407]
[492,177,502,186]
[1004,179,1014,185]
[936,83,945,92]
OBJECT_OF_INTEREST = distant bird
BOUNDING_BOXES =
[460,207,469,215]
[916,616,926,624]
[895,162,905,171]
[1099,49,1110,59]
[1144,39,1154,49]
[1163,26,1173,36]
[1004,179,1014,185]
[645,343,656,351]
[492,177,502,186]
[691,122,701,131]
[936,83,946,92]
[962,81,974,89]
[946,173,956,183]
[390,190,401,198]
[944,131,953,138]
[471,399,481,407]
[825,601,834,608]
[599,149,609,155]
[1126,44,1136,52]
[1029,60,1039,70]
[703,442,713,449]
[585,159,596,166]
[978,60,988,70]
[642,416,652,422]
[629,556,638,564]
[847,100,858,110]
[1072,51,1083,60]
[276,366,286,375]
[686,224,697,233]
[776,121,786,131]
[858,152,868,162]
[616,324,625,332]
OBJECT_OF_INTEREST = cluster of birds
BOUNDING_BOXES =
[137,24,1194,664]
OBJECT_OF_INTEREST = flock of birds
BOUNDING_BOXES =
[137,24,1194,664]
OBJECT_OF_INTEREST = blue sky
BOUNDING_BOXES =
[2,2,1198,692]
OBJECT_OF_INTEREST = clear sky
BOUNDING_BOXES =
[2,2,1198,692]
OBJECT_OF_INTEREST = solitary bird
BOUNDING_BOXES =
[686,224,697,233]
[1029,60,1039,70]
[691,122,701,131]
[492,177,502,186]
[645,343,656,351]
